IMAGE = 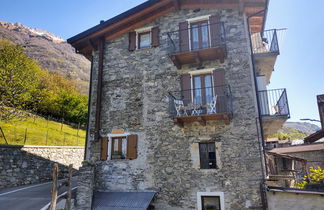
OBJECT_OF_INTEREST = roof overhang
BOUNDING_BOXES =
[67,0,268,59]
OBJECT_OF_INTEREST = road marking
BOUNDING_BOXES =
[0,179,68,197]
[40,187,77,210]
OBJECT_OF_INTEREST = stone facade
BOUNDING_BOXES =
[83,8,265,210]
[0,145,84,188]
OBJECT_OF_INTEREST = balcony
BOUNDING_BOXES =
[258,88,290,137]
[169,85,232,126]
[167,22,227,69]
[252,29,281,84]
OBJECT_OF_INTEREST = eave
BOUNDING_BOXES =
[68,0,267,59]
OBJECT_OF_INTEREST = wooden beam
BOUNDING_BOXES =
[194,52,202,68]
[197,116,206,126]
[173,118,184,127]
[173,0,181,10]
[170,55,181,69]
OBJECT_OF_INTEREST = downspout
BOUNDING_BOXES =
[94,37,105,142]
[247,9,268,210]
[84,55,94,160]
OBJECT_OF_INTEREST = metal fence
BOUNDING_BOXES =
[168,85,232,118]
[167,21,226,54]
[258,88,290,117]
[251,29,280,55]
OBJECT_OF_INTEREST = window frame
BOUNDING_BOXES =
[197,192,225,210]
[186,15,212,51]
[137,31,151,49]
[190,20,210,50]
[111,136,127,160]
[192,73,214,105]
[199,142,217,169]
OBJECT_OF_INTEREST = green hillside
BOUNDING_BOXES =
[0,115,86,146]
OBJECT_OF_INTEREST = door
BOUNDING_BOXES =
[191,21,210,50]
[193,74,213,105]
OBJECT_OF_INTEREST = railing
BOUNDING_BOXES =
[168,85,232,118]
[258,88,290,117]
[167,22,226,54]
[251,29,280,55]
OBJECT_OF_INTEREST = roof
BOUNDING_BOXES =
[266,151,306,161]
[92,191,156,210]
[304,129,324,143]
[270,143,324,154]
[67,0,268,58]
[266,138,279,142]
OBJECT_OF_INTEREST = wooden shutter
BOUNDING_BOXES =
[209,15,222,47]
[128,31,136,51]
[151,27,160,47]
[100,137,108,161]
[126,135,137,160]
[213,69,226,112]
[199,143,209,169]
[179,21,189,52]
[180,74,191,105]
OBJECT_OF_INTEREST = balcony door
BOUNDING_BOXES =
[190,21,210,50]
[193,74,213,105]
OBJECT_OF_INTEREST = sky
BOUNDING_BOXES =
[1,0,323,126]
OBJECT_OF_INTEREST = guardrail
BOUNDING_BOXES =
[258,88,289,117]
[168,85,232,118]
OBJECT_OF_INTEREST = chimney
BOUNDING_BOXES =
[317,94,324,129]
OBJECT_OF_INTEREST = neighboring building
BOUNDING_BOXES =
[68,0,290,209]
[270,143,324,169]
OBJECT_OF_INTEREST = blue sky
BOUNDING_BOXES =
[1,0,323,126]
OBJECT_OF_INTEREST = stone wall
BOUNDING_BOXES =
[0,145,84,189]
[85,8,264,210]
[266,190,324,210]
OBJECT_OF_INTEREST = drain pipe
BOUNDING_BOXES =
[94,37,105,142]
[246,6,269,210]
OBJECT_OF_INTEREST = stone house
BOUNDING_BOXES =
[68,0,290,209]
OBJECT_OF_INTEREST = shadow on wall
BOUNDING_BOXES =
[0,144,84,189]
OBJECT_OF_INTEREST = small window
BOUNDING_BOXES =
[112,137,127,159]
[109,135,138,160]
[199,142,217,169]
[201,196,221,210]
[138,32,151,49]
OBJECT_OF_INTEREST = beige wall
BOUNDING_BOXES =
[267,191,324,210]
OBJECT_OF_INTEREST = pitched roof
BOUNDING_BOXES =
[305,129,324,143]
[270,143,324,154]
[67,0,268,58]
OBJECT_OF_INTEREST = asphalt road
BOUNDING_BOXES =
[0,179,77,210]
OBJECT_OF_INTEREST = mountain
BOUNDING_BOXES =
[0,21,90,94]
[284,122,320,135]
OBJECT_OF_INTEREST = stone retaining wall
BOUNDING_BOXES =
[0,145,84,189]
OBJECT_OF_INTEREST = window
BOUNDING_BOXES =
[193,74,213,105]
[138,31,151,49]
[100,135,138,161]
[201,196,221,210]
[128,27,159,51]
[111,137,127,159]
[190,20,210,50]
[197,192,224,210]
[199,142,217,169]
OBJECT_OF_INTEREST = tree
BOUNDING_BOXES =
[0,40,44,120]
[297,166,324,189]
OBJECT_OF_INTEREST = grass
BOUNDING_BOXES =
[0,115,86,146]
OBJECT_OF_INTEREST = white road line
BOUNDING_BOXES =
[0,179,67,197]
[40,187,77,210]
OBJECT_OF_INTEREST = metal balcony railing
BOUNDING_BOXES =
[168,85,232,118]
[251,29,280,55]
[258,88,290,117]
[167,22,226,54]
